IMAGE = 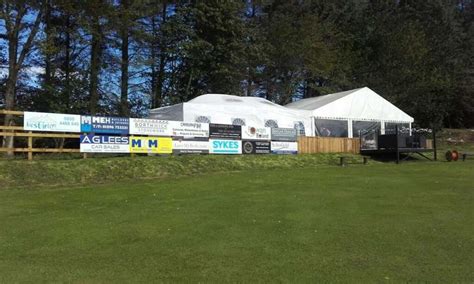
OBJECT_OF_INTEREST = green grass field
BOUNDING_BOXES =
[1,160,473,282]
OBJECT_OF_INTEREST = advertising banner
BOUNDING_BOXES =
[80,135,130,153]
[209,124,241,140]
[242,140,271,154]
[241,126,271,141]
[129,118,172,136]
[171,121,209,138]
[129,136,172,154]
[81,116,129,135]
[24,112,81,132]
[271,141,298,154]
[271,128,297,142]
[172,139,209,154]
[209,139,242,154]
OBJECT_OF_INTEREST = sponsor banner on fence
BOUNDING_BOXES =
[80,135,130,153]
[172,139,209,154]
[242,140,271,154]
[24,111,81,132]
[129,136,172,154]
[271,128,297,142]
[81,116,129,134]
[209,139,242,154]
[241,126,271,141]
[129,118,173,136]
[271,141,298,154]
[209,124,241,140]
[171,121,209,138]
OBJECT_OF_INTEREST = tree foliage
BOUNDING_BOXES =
[0,0,472,128]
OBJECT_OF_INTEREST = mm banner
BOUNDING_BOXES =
[24,112,81,132]
[129,137,172,154]
[172,139,209,154]
[242,140,271,154]
[81,116,129,135]
[271,141,298,154]
[241,126,271,140]
[171,121,209,138]
[129,118,172,136]
[209,123,241,140]
[209,139,242,154]
[80,135,130,153]
[271,128,297,142]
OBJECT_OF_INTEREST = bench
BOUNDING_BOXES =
[339,156,369,167]
[462,152,474,161]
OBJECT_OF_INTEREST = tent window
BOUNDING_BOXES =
[264,119,279,128]
[195,116,211,123]
[385,122,410,134]
[293,121,306,136]
[352,121,380,137]
[315,119,348,137]
[232,118,246,126]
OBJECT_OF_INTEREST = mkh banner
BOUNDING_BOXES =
[80,135,130,153]
[24,112,81,132]
[81,116,129,134]
[129,137,173,154]
[209,139,242,154]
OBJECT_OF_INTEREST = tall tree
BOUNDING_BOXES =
[0,1,43,153]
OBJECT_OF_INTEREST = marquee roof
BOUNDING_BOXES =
[285,87,414,123]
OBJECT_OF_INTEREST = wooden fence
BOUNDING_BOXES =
[297,136,360,154]
[0,110,80,160]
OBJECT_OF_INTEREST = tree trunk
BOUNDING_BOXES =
[89,16,102,115]
[119,0,130,116]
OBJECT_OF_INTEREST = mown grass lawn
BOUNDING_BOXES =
[0,162,473,282]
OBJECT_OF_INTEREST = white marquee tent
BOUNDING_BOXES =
[285,87,414,138]
[149,88,413,138]
[149,94,313,136]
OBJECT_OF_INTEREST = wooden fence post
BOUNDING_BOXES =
[27,131,33,161]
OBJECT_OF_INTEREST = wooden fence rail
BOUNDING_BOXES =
[298,136,360,154]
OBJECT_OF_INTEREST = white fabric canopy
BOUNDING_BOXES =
[150,94,313,135]
[286,87,414,123]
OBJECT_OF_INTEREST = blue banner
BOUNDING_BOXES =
[81,115,129,134]
[80,135,130,153]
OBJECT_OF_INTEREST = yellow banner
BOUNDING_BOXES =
[129,137,173,154]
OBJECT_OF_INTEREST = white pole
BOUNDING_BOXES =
[348,119,353,138]
[409,122,412,136]
[381,121,385,135]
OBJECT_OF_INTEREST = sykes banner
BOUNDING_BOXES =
[129,137,172,154]
[209,139,242,154]
[129,118,172,136]
[80,135,130,153]
[81,116,129,135]
[271,128,297,142]
[24,112,81,132]
[271,141,298,154]
[242,140,271,154]
[241,126,271,141]
[209,124,241,140]
[171,121,209,138]
[172,139,209,154]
